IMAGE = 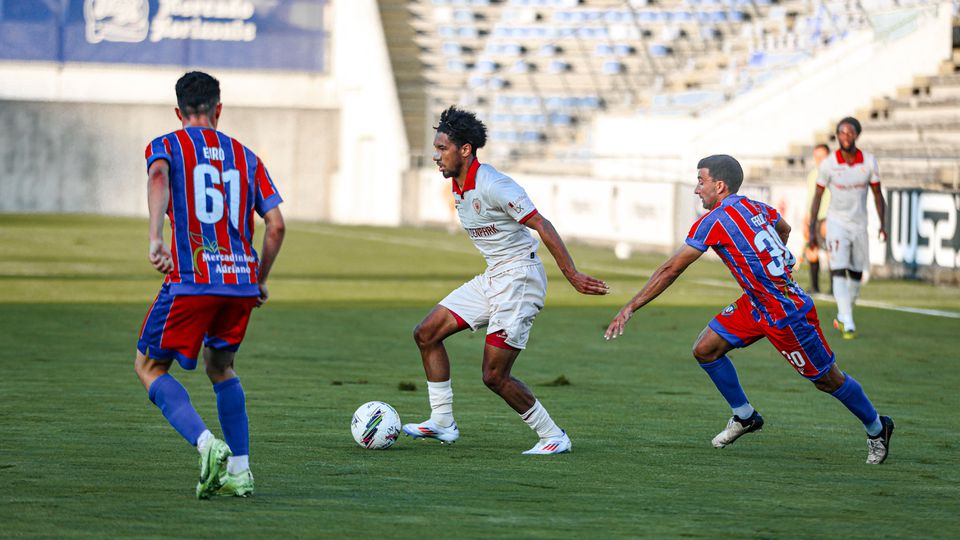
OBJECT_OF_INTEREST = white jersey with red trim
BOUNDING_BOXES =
[816,149,880,232]
[453,159,540,270]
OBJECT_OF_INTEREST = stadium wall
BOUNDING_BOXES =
[0,0,409,225]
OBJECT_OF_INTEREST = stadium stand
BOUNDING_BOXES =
[401,0,930,171]
[770,55,960,192]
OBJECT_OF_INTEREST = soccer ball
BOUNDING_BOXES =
[351,401,402,450]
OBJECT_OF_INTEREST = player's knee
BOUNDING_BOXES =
[481,369,506,392]
[412,322,437,348]
[692,341,721,363]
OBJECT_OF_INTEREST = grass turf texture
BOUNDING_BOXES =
[1,214,959,538]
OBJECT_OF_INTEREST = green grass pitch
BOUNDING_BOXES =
[1,214,959,538]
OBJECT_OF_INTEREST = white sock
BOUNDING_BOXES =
[521,400,563,440]
[227,455,249,474]
[833,276,853,327]
[427,380,455,427]
[733,403,755,420]
[847,279,861,329]
[196,430,214,453]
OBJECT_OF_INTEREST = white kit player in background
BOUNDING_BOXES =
[403,106,609,454]
[809,117,887,340]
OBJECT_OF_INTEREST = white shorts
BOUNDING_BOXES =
[826,223,869,272]
[440,263,547,349]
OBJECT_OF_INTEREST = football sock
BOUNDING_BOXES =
[810,261,820,292]
[427,380,455,427]
[848,279,863,312]
[227,455,250,474]
[830,373,881,435]
[197,430,214,453]
[521,400,564,439]
[699,356,751,414]
[148,374,207,446]
[833,276,853,327]
[214,377,249,458]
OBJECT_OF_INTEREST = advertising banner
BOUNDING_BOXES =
[0,0,327,72]
[887,189,960,275]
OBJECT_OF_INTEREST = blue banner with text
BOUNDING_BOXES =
[0,0,328,72]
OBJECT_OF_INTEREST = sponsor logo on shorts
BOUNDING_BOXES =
[722,304,736,316]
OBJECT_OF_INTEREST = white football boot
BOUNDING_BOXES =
[402,419,460,443]
[712,411,764,448]
[522,431,572,455]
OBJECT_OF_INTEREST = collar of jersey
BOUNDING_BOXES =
[452,158,481,196]
[715,194,743,209]
[835,149,864,166]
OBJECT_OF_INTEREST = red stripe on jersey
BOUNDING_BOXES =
[201,129,238,286]
[254,160,276,202]
[162,138,178,286]
[231,138,257,280]
[519,208,538,224]
[174,130,211,284]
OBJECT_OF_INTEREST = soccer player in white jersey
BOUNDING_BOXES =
[402,106,609,454]
[809,117,887,339]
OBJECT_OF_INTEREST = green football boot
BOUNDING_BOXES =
[217,470,255,497]
[196,438,232,499]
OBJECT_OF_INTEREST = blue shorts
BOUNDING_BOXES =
[709,294,836,380]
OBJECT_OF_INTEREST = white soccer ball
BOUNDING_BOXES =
[351,401,401,450]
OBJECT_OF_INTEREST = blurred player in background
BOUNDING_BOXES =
[809,117,886,339]
[605,154,893,464]
[803,143,830,294]
[403,106,609,454]
[135,71,285,498]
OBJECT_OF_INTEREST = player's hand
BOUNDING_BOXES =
[148,239,173,274]
[604,306,633,340]
[878,228,887,243]
[567,271,609,295]
[256,282,269,307]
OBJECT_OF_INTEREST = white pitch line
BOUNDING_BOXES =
[294,226,960,319]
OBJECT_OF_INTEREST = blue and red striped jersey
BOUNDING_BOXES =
[144,127,282,296]
[686,194,811,327]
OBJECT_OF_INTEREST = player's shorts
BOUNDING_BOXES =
[138,284,258,370]
[440,262,546,350]
[825,222,868,272]
[709,295,835,380]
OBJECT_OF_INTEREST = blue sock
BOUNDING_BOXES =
[830,373,881,435]
[214,377,249,457]
[699,356,751,416]
[148,374,207,446]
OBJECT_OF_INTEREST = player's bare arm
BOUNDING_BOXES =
[604,245,703,340]
[870,183,887,242]
[808,185,825,249]
[775,216,791,245]
[256,206,286,307]
[523,212,609,295]
[146,159,173,274]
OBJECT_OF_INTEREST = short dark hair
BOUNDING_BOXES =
[435,106,487,154]
[814,143,830,153]
[176,71,220,118]
[836,116,861,136]
[697,154,743,193]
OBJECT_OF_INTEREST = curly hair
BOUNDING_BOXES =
[435,106,487,153]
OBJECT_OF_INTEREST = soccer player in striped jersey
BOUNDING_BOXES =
[604,155,894,465]
[134,71,286,497]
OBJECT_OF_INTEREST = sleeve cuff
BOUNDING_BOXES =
[685,238,707,252]
[256,194,283,217]
[518,208,538,224]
